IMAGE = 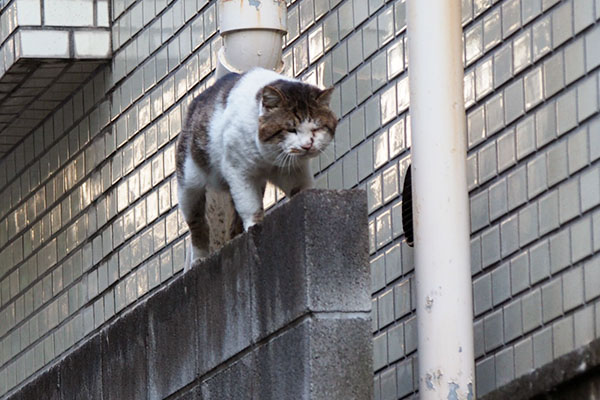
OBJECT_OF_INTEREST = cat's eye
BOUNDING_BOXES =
[288,128,297,133]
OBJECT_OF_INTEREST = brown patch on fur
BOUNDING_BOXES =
[176,73,241,179]
[257,80,338,143]
[185,190,210,253]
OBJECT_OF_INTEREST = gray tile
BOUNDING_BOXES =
[522,0,542,23]
[546,141,567,187]
[358,140,373,182]
[550,229,571,274]
[404,316,417,354]
[524,67,543,110]
[474,273,492,316]
[474,319,485,358]
[504,79,525,124]
[484,309,503,352]
[365,96,381,135]
[385,244,401,283]
[533,326,553,368]
[513,29,532,74]
[471,190,489,232]
[504,299,523,342]
[516,115,536,160]
[519,203,538,247]
[533,16,551,60]
[536,101,557,148]
[543,52,564,98]
[479,141,497,184]
[553,315,574,358]
[571,216,592,263]
[567,128,589,174]
[559,179,580,224]
[483,8,501,51]
[492,262,510,306]
[489,178,508,221]
[557,89,577,136]
[486,94,504,135]
[394,279,411,320]
[338,1,353,39]
[522,288,542,334]
[372,299,379,332]
[378,288,394,328]
[387,323,404,363]
[502,0,521,38]
[584,256,600,301]
[595,211,600,252]
[332,45,348,83]
[574,305,595,348]
[510,252,529,295]
[552,1,572,47]
[527,153,547,199]
[371,254,385,293]
[529,239,550,285]
[347,31,363,72]
[373,332,388,370]
[585,25,600,72]
[396,357,413,398]
[514,337,533,378]
[542,278,563,323]
[577,75,599,123]
[472,236,483,275]
[564,38,585,85]
[468,106,486,148]
[476,357,496,397]
[482,225,501,268]
[381,366,397,399]
[500,215,519,257]
[497,129,516,172]
[562,266,584,312]
[539,191,559,235]
[495,347,515,387]
[507,166,527,210]
[592,120,600,162]
[494,44,513,88]
[466,21,483,65]
[542,0,560,10]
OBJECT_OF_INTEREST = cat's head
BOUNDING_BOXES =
[257,80,337,166]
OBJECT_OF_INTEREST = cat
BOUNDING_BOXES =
[176,67,338,268]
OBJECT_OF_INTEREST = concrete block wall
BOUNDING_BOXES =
[0,0,598,398]
[4,190,373,400]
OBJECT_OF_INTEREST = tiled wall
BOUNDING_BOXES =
[0,0,599,398]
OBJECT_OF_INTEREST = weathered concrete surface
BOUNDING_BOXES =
[482,338,600,400]
[8,189,372,400]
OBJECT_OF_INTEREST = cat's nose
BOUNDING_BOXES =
[301,138,314,150]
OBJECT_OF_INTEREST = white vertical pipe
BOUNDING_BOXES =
[407,1,475,399]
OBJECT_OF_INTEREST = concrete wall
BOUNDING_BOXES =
[0,0,599,398]
[4,190,373,400]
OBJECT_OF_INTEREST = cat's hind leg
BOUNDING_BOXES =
[178,184,210,271]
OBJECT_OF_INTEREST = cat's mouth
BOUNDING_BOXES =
[289,148,320,157]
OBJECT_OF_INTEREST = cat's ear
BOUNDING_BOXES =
[316,87,335,107]
[261,86,284,109]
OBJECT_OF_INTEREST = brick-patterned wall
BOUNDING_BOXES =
[0,0,599,398]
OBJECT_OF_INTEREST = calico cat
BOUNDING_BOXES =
[176,67,337,268]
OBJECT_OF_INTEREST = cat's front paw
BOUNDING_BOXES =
[243,210,264,231]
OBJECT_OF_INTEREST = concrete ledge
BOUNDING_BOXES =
[482,338,600,400]
[7,189,372,400]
